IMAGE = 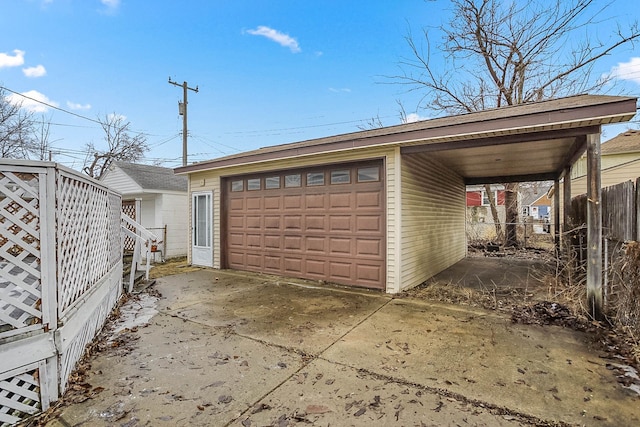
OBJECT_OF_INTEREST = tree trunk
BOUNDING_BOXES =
[483,184,504,243]
[504,182,519,247]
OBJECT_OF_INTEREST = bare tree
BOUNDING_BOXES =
[30,115,54,161]
[83,113,149,179]
[0,87,35,159]
[393,0,640,246]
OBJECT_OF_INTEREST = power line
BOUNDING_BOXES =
[1,85,103,125]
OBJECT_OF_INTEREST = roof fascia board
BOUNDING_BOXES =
[175,97,637,174]
[465,171,559,185]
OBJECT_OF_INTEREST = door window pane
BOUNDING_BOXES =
[357,166,379,182]
[265,176,280,189]
[331,170,350,184]
[285,174,301,187]
[307,172,324,186]
[194,194,210,247]
[247,178,261,190]
[231,180,243,192]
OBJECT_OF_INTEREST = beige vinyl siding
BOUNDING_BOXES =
[571,152,640,179]
[399,152,466,291]
[186,146,397,273]
[571,158,640,197]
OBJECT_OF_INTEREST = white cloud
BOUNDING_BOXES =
[608,57,640,85]
[6,90,58,113]
[403,113,429,123]
[100,0,120,14]
[246,26,301,53]
[329,87,351,93]
[23,64,47,78]
[107,112,127,122]
[67,101,91,110]
[0,49,25,68]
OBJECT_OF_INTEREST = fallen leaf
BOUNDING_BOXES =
[306,405,332,414]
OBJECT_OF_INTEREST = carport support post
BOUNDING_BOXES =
[553,179,560,250]
[563,165,572,250]
[586,133,603,320]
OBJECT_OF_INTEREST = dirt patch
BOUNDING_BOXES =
[148,256,203,279]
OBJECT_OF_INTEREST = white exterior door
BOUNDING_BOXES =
[192,191,213,267]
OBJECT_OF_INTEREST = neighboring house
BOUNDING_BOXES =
[571,128,640,195]
[174,94,636,294]
[101,161,189,259]
[466,184,506,223]
[520,183,552,220]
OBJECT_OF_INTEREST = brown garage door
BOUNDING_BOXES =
[224,160,385,289]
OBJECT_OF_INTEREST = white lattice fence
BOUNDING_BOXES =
[0,167,52,339]
[0,363,42,426]
[56,170,121,316]
[0,160,123,426]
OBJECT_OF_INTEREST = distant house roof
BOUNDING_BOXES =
[602,129,640,154]
[520,184,552,206]
[113,161,188,192]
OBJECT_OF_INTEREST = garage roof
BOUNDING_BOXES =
[175,94,637,184]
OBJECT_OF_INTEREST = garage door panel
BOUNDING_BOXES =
[228,233,245,247]
[246,215,262,229]
[329,215,352,232]
[329,192,352,209]
[356,215,381,233]
[356,238,382,256]
[264,235,281,250]
[306,236,326,253]
[305,194,325,209]
[284,195,302,209]
[305,259,326,276]
[356,191,382,208]
[246,253,262,268]
[306,215,325,231]
[264,255,282,271]
[329,237,351,255]
[228,251,245,267]
[230,198,244,211]
[284,215,302,230]
[264,196,281,210]
[228,215,244,229]
[284,235,302,250]
[225,161,385,289]
[284,257,303,274]
[246,197,262,210]
[264,215,281,230]
[246,234,262,248]
[356,263,382,283]
[329,262,352,280]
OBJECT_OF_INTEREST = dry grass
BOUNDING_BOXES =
[148,256,203,279]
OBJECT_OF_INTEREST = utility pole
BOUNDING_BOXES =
[168,77,199,166]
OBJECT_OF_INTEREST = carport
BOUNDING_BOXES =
[176,94,637,319]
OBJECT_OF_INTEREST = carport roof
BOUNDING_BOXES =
[175,94,637,184]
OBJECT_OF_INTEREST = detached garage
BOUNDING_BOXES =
[175,95,637,295]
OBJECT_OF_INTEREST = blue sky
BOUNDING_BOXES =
[2,0,640,169]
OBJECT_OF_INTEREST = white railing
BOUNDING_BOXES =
[0,160,123,425]
[121,213,158,292]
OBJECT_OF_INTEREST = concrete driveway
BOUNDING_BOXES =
[46,269,639,427]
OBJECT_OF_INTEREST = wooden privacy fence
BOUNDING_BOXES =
[570,179,637,243]
[0,160,122,426]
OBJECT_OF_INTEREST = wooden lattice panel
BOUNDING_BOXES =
[121,200,136,252]
[0,363,41,426]
[56,172,121,315]
[0,171,43,335]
